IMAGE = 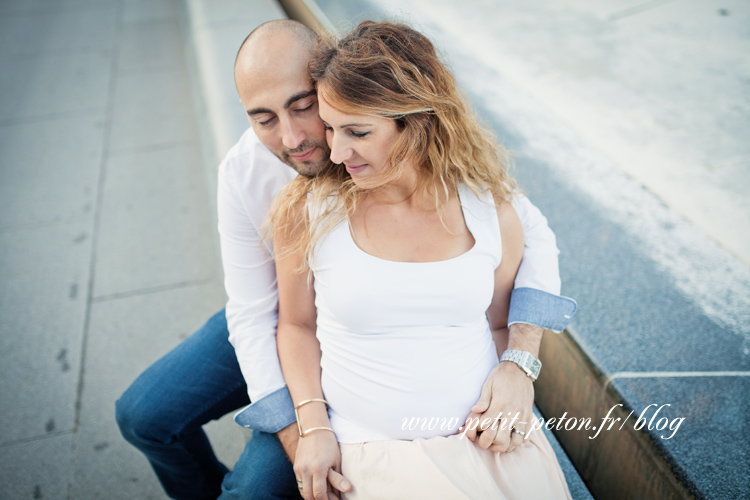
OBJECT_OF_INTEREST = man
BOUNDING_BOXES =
[116,19,576,500]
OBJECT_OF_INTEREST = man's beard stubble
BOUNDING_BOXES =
[279,140,329,177]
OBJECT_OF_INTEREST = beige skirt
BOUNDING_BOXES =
[340,429,572,500]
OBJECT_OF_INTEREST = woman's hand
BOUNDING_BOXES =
[460,360,535,454]
[294,431,351,500]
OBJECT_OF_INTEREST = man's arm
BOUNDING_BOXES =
[463,195,576,453]
[216,139,298,454]
[509,194,577,332]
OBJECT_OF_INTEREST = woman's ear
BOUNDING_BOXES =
[400,112,432,133]
[411,112,435,147]
[410,112,431,128]
[395,113,434,169]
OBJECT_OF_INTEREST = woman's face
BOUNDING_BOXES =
[318,92,402,183]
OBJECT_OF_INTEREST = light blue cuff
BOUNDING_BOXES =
[234,386,296,433]
[508,287,577,333]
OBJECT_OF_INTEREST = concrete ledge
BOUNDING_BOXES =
[179,0,288,270]
[536,329,693,500]
[278,0,334,34]
[182,0,287,165]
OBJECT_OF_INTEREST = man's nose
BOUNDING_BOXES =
[280,117,305,150]
[328,134,351,164]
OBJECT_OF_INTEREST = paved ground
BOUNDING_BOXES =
[0,1,243,498]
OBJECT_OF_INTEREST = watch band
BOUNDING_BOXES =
[500,350,542,381]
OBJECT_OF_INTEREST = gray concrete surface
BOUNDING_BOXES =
[181,0,287,266]
[426,0,750,267]
[0,1,243,498]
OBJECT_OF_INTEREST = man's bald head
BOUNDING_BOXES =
[234,20,318,86]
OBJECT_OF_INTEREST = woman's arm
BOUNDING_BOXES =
[275,209,350,500]
[486,200,526,352]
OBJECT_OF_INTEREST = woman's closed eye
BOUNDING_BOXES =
[323,126,368,138]
[321,119,370,139]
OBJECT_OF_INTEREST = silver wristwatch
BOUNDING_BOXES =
[500,350,542,382]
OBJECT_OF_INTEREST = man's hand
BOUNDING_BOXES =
[461,323,543,453]
[461,361,534,453]
[277,423,299,463]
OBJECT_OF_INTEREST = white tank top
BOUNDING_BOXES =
[311,184,502,443]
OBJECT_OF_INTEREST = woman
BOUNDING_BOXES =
[272,20,572,500]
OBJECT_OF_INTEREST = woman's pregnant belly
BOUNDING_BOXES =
[318,321,499,443]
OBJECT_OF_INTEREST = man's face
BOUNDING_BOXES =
[235,44,329,176]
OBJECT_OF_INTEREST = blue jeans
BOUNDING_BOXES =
[115,310,302,500]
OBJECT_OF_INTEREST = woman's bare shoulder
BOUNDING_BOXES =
[495,198,524,249]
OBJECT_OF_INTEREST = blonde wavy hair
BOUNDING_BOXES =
[269,20,516,267]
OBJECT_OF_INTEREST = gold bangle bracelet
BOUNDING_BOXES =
[294,398,328,410]
[300,426,335,438]
[294,398,330,438]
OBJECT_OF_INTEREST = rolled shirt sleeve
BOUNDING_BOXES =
[510,194,577,332]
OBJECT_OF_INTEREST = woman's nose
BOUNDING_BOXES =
[328,134,352,164]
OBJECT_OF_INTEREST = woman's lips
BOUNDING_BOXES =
[345,163,367,174]
[290,147,316,162]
